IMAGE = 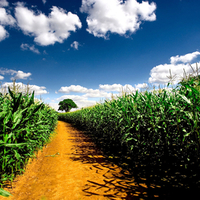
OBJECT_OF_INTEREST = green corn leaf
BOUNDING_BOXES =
[1,142,28,147]
[13,107,28,123]
[3,134,9,143]
[178,93,192,104]
[3,110,12,125]
[8,86,14,99]
[13,93,22,113]
[0,111,6,119]
[14,149,21,160]
[0,188,12,197]
[27,91,35,107]
[126,138,134,142]
[12,108,28,129]
[183,132,191,142]
[6,132,14,141]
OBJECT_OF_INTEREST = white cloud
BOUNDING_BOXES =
[0,0,8,7]
[20,43,40,54]
[170,51,200,64]
[0,75,4,80]
[0,68,17,75]
[99,84,123,92]
[0,8,15,25]
[80,0,156,38]
[0,7,15,41]
[83,89,112,98]
[149,51,200,85]
[57,94,88,102]
[1,82,48,96]
[42,0,46,4]
[48,102,59,111]
[15,4,82,46]
[134,83,148,89]
[0,25,8,41]
[11,70,32,80]
[0,68,32,80]
[29,85,48,95]
[59,83,151,98]
[149,63,186,85]
[99,83,138,92]
[70,41,80,50]
[58,85,113,98]
[59,85,88,93]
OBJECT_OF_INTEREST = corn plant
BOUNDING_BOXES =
[0,86,57,196]
[58,64,200,190]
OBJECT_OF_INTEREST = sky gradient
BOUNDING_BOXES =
[0,0,200,111]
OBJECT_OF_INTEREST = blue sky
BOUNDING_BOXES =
[0,0,200,111]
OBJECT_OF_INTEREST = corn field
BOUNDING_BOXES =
[58,66,200,191]
[0,86,58,197]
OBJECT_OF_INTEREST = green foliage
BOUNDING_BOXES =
[0,87,58,196]
[0,188,12,197]
[58,99,78,112]
[58,75,200,190]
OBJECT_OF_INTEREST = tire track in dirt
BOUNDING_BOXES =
[1,121,151,200]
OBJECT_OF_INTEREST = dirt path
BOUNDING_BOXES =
[1,121,151,200]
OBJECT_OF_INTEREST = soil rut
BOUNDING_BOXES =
[1,121,150,200]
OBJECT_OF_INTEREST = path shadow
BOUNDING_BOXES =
[65,124,164,199]
[64,123,200,200]
[64,126,148,200]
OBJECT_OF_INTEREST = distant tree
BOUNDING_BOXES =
[58,99,78,112]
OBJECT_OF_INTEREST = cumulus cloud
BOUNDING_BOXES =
[1,82,48,95]
[58,85,112,98]
[29,85,48,95]
[70,41,80,50]
[20,43,40,54]
[0,0,8,7]
[0,75,4,80]
[48,102,59,111]
[0,7,16,41]
[59,85,88,93]
[99,83,140,93]
[99,84,123,92]
[0,68,32,80]
[11,70,32,80]
[0,8,15,25]
[0,25,8,41]
[0,68,17,75]
[83,89,112,98]
[170,51,200,64]
[15,4,82,46]
[80,0,156,38]
[134,83,148,89]
[58,82,156,104]
[149,51,200,85]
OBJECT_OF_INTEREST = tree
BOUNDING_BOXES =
[58,99,78,112]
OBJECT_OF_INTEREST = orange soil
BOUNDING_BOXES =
[0,121,153,200]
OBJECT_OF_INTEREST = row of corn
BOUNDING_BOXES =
[0,87,58,197]
[58,78,200,190]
